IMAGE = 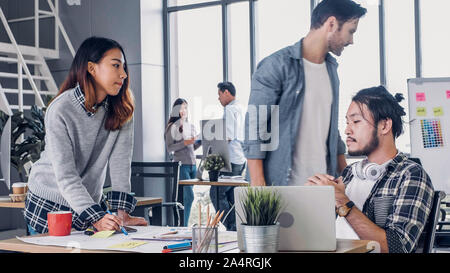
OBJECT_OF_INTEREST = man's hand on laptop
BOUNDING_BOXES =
[306,174,350,208]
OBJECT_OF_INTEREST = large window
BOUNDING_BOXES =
[165,0,444,157]
[385,0,416,153]
[229,2,251,108]
[255,0,311,62]
[337,0,381,151]
[169,6,224,129]
[421,0,450,78]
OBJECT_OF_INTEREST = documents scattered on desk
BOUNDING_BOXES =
[16,226,238,253]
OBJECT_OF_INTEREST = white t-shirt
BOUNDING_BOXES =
[290,58,332,185]
[336,159,393,239]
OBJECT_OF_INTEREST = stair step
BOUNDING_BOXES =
[0,56,43,65]
[3,88,56,95]
[0,72,50,80]
[10,105,32,110]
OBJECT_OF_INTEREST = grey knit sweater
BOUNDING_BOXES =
[27,87,134,215]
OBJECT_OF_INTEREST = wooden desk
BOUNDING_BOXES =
[0,237,375,253]
[0,196,164,228]
[0,196,162,209]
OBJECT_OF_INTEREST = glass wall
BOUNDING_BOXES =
[421,0,450,78]
[337,0,381,150]
[255,0,311,62]
[169,6,223,130]
[229,2,251,108]
[385,0,416,153]
[165,0,443,157]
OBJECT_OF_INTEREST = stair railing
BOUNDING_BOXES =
[0,7,45,108]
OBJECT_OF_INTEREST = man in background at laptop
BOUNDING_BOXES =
[210,81,246,231]
[244,0,367,187]
[306,86,434,253]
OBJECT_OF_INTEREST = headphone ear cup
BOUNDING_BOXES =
[352,161,365,180]
[363,163,385,181]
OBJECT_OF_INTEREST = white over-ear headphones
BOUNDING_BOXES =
[352,159,386,181]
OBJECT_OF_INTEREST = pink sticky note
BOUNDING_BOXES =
[447,90,450,99]
[416,93,426,102]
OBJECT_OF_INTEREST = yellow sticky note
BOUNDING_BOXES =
[108,241,148,249]
[434,107,444,117]
[417,107,427,117]
[91,230,115,239]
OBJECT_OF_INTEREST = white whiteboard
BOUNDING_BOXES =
[408,78,450,194]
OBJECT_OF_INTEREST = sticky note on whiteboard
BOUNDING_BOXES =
[417,107,427,116]
[447,90,450,99]
[434,107,444,117]
[416,93,426,101]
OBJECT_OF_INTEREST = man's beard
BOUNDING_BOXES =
[348,128,379,156]
[328,33,344,56]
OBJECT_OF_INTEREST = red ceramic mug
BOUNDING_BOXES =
[47,211,72,236]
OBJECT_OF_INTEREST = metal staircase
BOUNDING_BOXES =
[0,0,74,188]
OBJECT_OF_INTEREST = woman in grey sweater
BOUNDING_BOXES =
[165,98,201,226]
[24,37,147,234]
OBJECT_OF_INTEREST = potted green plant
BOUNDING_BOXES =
[202,154,224,182]
[3,105,46,181]
[236,187,284,253]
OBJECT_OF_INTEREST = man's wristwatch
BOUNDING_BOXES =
[336,201,355,217]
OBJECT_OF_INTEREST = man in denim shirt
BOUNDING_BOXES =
[244,0,367,186]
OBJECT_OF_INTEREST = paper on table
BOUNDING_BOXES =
[130,227,193,241]
[91,230,115,239]
[108,241,148,249]
[15,226,238,253]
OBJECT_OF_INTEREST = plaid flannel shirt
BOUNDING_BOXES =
[342,153,434,253]
[24,191,137,234]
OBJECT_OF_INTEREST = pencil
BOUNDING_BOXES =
[210,211,220,227]
[206,204,210,226]
[199,202,202,227]
[215,211,225,227]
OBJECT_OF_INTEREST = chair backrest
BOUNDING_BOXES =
[415,191,445,253]
[131,161,181,203]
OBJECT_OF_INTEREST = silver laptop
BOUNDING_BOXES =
[234,186,336,252]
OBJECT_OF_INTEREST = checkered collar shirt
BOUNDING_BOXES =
[73,84,109,117]
[341,152,434,253]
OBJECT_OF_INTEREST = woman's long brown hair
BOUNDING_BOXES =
[57,36,134,131]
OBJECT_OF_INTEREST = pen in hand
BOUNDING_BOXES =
[104,198,128,236]
[106,210,128,235]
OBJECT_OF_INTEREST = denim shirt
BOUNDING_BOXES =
[243,39,346,186]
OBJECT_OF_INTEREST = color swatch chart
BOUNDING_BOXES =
[420,119,444,149]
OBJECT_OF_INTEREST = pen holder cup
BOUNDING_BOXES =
[192,226,218,253]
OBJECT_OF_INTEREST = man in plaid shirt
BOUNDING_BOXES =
[306,86,434,253]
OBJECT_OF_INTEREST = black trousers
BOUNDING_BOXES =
[209,162,245,231]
